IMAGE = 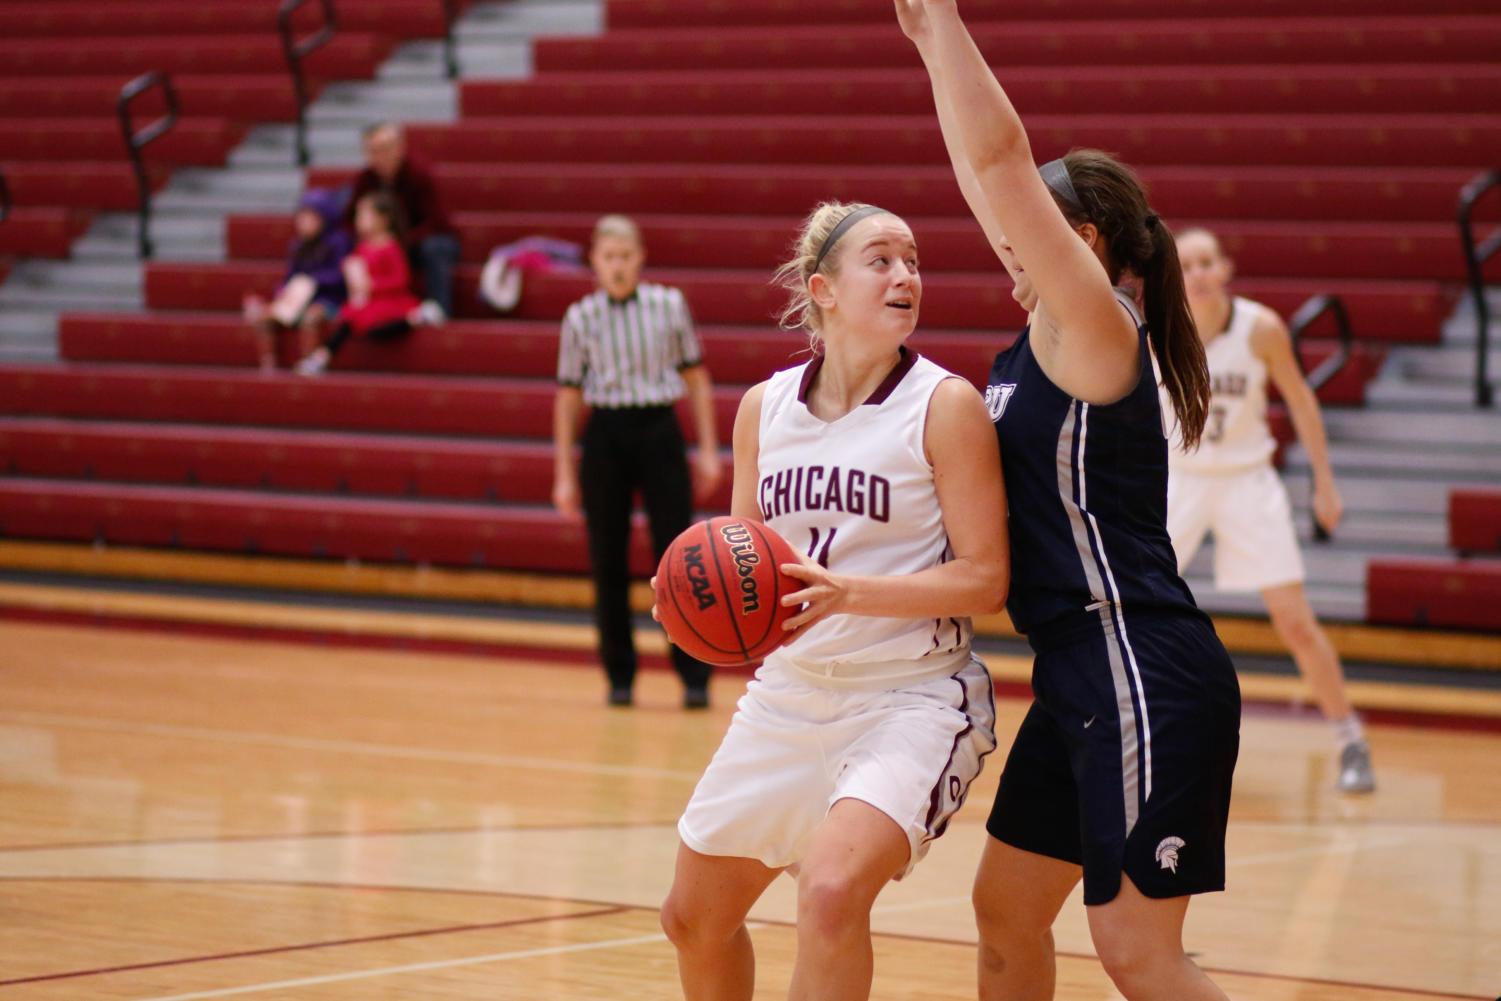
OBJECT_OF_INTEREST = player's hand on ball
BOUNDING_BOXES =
[649,576,661,622]
[779,552,848,638]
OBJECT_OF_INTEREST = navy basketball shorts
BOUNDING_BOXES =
[986,609,1241,905]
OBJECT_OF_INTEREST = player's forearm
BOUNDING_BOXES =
[683,366,718,452]
[839,557,1008,619]
[1285,384,1336,484]
[552,389,583,474]
[919,5,1029,175]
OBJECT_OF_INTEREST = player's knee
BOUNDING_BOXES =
[973,889,1048,973]
[1271,607,1319,651]
[796,868,870,940]
[659,891,728,950]
[1093,926,1177,997]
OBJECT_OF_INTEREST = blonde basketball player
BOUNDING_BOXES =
[656,202,1008,1001]
[1170,227,1375,793]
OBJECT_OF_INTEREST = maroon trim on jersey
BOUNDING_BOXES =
[796,347,921,407]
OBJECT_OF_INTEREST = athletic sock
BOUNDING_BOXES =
[1332,713,1365,748]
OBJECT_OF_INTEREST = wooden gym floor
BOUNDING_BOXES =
[0,618,1497,999]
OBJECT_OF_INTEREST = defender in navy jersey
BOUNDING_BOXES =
[903,2,1239,999]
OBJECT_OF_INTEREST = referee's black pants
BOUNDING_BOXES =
[580,405,711,694]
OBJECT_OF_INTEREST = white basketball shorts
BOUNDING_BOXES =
[678,655,997,879]
[1167,462,1306,593]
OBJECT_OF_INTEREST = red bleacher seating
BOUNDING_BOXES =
[1367,558,1501,631]
[308,163,1489,226]
[532,19,1501,73]
[2,1,1497,636]
[604,0,1498,27]
[141,260,1447,342]
[1450,488,1501,554]
[0,478,651,574]
[463,65,1501,119]
[0,209,89,257]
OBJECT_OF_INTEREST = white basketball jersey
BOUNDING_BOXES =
[756,350,973,689]
[1169,296,1278,472]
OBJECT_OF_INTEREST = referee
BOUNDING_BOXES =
[553,214,723,709]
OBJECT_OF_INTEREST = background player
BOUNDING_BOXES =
[1170,226,1375,793]
[658,201,1007,1001]
[898,1,1241,998]
[553,214,723,709]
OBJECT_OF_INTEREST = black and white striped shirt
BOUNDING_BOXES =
[556,283,704,408]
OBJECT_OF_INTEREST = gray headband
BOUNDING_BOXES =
[812,205,890,274]
[1040,158,1084,213]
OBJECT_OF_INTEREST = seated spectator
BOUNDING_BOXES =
[296,192,420,376]
[243,188,351,372]
[479,235,586,313]
[348,121,458,325]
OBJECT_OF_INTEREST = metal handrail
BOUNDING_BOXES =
[117,72,179,259]
[278,0,338,167]
[1288,293,1353,395]
[1287,293,1354,543]
[1457,169,1501,409]
[0,168,11,224]
[442,0,460,78]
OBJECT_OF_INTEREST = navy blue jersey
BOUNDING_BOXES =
[987,303,1204,643]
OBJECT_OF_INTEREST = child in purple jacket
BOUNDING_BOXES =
[243,188,353,371]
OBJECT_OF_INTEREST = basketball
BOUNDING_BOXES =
[654,516,803,667]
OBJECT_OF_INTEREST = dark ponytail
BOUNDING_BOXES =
[1140,216,1209,449]
[1049,149,1210,449]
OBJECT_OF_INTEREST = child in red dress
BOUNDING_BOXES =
[296,192,423,376]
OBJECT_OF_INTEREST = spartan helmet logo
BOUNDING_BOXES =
[1155,836,1186,874]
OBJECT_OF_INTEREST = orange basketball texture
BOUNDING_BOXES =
[654,517,802,667]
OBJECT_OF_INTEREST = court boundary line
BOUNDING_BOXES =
[0,877,1487,1000]
[6,607,1500,732]
[0,813,1495,857]
[0,905,628,987]
[0,709,704,782]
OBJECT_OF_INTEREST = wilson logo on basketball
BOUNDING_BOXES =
[681,543,718,612]
[719,522,763,614]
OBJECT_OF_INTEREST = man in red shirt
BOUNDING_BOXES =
[346,122,459,324]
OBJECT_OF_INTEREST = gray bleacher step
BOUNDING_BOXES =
[1284,511,1448,550]
[1187,546,1369,588]
[1281,472,1478,516]
[462,0,602,34]
[71,213,227,263]
[1440,286,1501,346]
[1364,379,1500,408]
[227,125,366,170]
[1185,579,1365,622]
[0,310,58,342]
[153,166,310,214]
[0,286,142,311]
[0,260,141,297]
[1386,344,1501,382]
[378,39,531,81]
[0,342,57,363]
[1321,408,1500,448]
[1285,441,1501,479]
[306,80,457,127]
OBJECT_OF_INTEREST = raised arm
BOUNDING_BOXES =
[898,0,1138,401]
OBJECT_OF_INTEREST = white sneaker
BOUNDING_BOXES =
[295,351,328,376]
[1337,740,1376,794]
[413,299,447,326]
